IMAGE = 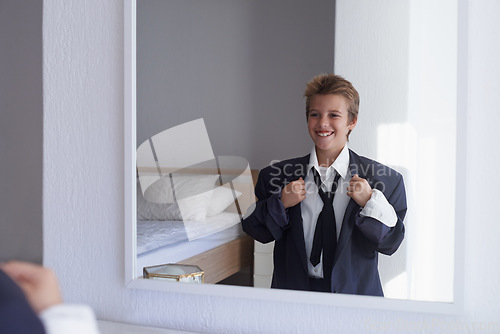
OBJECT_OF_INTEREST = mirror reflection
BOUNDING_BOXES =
[136,119,256,284]
[241,74,407,296]
[134,0,457,302]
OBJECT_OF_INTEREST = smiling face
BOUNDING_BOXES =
[307,94,357,165]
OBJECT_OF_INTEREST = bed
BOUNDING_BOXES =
[136,165,258,284]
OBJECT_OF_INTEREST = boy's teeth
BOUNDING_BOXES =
[317,132,332,137]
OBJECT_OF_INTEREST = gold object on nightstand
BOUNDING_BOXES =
[143,263,204,283]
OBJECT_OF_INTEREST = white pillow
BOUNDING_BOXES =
[137,180,181,220]
[206,186,242,217]
[142,177,174,203]
[172,174,219,221]
[140,174,219,221]
[176,188,214,221]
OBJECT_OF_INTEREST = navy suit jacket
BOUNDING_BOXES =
[242,149,407,296]
[0,269,45,333]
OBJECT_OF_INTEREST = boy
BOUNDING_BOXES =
[242,74,406,296]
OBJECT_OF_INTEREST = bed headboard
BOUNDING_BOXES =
[250,169,259,187]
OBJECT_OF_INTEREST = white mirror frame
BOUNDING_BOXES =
[124,0,466,314]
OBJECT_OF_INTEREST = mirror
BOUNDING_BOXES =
[125,0,464,312]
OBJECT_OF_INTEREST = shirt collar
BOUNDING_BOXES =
[308,144,349,180]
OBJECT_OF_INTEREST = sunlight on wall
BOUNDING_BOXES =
[376,0,457,302]
[376,123,455,302]
[376,122,415,300]
[378,125,455,302]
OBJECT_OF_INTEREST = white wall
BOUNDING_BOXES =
[0,0,43,263]
[335,0,457,302]
[43,0,500,333]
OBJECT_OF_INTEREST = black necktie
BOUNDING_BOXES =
[309,169,341,274]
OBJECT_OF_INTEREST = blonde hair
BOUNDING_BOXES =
[304,73,359,123]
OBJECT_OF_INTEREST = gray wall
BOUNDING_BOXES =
[0,0,43,263]
[137,0,336,169]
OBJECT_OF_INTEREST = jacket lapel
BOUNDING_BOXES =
[288,155,310,273]
[334,150,363,265]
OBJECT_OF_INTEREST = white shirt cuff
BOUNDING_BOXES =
[39,304,100,334]
[360,189,397,227]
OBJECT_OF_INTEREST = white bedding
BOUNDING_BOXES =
[136,212,243,277]
[137,211,241,255]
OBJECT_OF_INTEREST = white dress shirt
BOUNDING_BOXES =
[302,145,397,278]
[40,304,100,334]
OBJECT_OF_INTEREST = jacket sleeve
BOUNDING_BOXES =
[241,168,290,243]
[354,173,407,255]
